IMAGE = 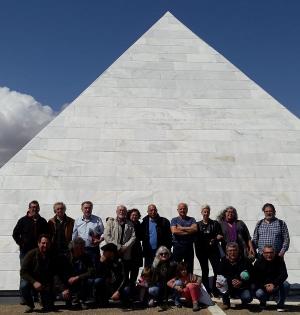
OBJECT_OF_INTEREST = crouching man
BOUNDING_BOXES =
[20,234,69,313]
[216,242,253,310]
[62,237,95,309]
[254,245,290,312]
[94,243,130,306]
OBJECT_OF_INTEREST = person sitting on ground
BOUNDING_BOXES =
[167,262,202,311]
[216,242,253,310]
[254,245,290,312]
[136,266,152,304]
[148,246,177,307]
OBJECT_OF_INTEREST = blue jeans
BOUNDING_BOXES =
[222,288,253,306]
[20,279,54,309]
[255,281,290,306]
[148,285,160,299]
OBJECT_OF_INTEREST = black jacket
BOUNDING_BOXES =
[195,219,222,252]
[253,255,288,288]
[13,214,48,254]
[20,248,56,286]
[131,221,143,266]
[141,215,172,256]
[218,256,254,290]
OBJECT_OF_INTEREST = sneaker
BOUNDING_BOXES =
[277,307,286,312]
[148,299,155,307]
[192,302,200,312]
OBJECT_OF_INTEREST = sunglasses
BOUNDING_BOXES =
[159,252,169,257]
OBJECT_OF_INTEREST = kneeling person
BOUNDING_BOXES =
[20,234,68,312]
[254,245,289,311]
[216,242,253,309]
[94,243,130,306]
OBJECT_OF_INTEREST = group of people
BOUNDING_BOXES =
[12,200,290,312]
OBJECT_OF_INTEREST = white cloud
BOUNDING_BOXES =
[0,86,56,166]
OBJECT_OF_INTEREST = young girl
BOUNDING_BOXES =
[136,267,152,304]
[167,262,202,311]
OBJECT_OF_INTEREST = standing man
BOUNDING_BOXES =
[72,201,104,266]
[254,245,290,311]
[170,202,197,273]
[48,202,74,255]
[13,200,49,260]
[104,205,136,286]
[252,203,290,257]
[13,200,48,303]
[141,204,172,267]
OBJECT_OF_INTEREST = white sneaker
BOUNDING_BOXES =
[148,299,156,307]
[277,307,286,312]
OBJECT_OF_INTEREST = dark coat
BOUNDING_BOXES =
[141,215,172,256]
[218,256,254,290]
[13,214,48,254]
[253,255,288,288]
[131,221,143,267]
[20,248,57,286]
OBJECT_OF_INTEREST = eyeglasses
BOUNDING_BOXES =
[159,252,169,257]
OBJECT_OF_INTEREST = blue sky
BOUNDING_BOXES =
[0,0,299,116]
[0,0,300,166]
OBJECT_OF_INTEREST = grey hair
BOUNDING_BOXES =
[263,245,275,251]
[152,246,171,268]
[226,242,239,252]
[53,202,66,213]
[217,206,238,222]
[69,237,85,251]
[117,204,127,212]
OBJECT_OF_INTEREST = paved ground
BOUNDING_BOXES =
[0,297,299,314]
[215,298,300,315]
[0,304,211,314]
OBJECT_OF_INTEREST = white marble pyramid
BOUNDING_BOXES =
[0,12,299,290]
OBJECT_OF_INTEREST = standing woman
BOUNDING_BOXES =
[127,208,143,286]
[195,205,223,295]
[218,206,255,259]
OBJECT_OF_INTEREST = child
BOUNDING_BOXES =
[136,267,152,304]
[167,262,202,311]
